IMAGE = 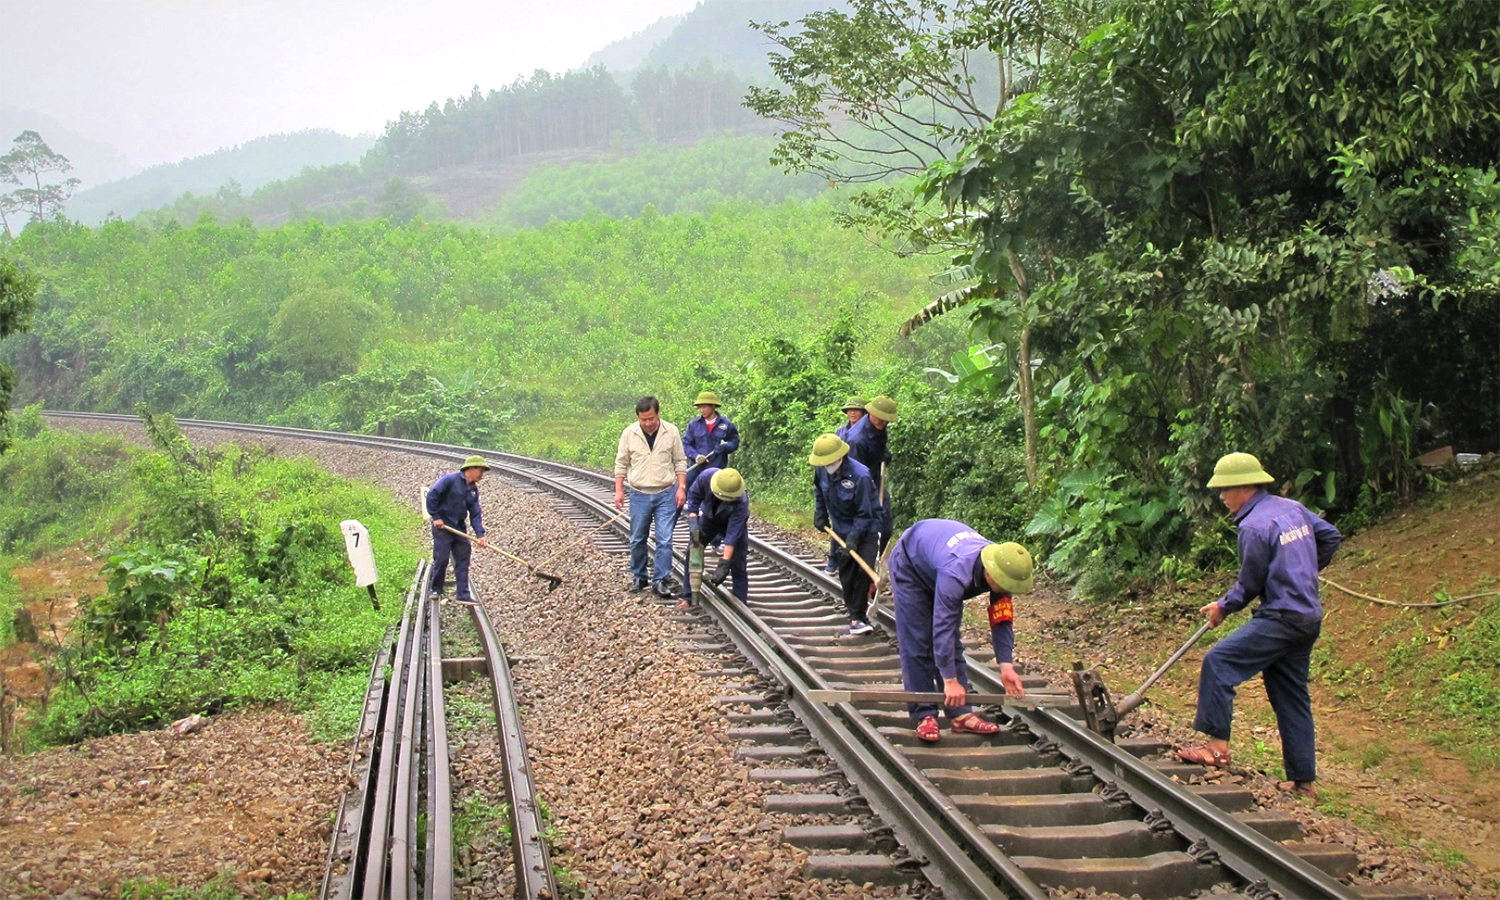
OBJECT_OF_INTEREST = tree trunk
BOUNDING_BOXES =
[1006,248,1039,488]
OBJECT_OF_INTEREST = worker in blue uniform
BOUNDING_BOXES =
[679,467,751,608]
[886,518,1033,742]
[845,395,898,554]
[824,396,868,573]
[682,390,740,472]
[809,433,881,636]
[425,455,490,604]
[1177,452,1341,801]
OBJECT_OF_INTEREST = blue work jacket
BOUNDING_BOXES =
[683,414,740,470]
[812,457,879,547]
[844,415,890,502]
[1218,491,1340,624]
[685,467,750,549]
[889,519,1014,678]
[426,472,485,537]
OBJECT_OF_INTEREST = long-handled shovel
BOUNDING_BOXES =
[824,526,884,588]
[433,523,565,592]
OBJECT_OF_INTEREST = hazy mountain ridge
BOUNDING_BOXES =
[67,130,376,225]
[0,105,138,188]
[583,13,687,71]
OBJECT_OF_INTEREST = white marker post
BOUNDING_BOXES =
[340,519,381,610]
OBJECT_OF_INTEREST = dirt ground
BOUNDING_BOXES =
[995,465,1500,898]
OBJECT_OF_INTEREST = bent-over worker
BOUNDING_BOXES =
[426,455,491,604]
[887,518,1033,743]
[679,467,750,608]
[1177,452,1340,801]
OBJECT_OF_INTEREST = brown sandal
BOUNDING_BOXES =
[1176,744,1233,767]
[950,713,1001,735]
[1277,780,1317,800]
[916,716,941,742]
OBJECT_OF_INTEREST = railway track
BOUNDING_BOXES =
[46,412,1423,900]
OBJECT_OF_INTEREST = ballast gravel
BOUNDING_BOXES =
[11,418,921,898]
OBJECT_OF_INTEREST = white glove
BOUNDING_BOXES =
[695,454,708,465]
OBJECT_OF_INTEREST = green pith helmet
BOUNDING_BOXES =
[460,455,491,471]
[865,395,899,423]
[694,390,722,407]
[710,467,745,500]
[1206,452,1274,488]
[842,396,868,412]
[981,542,1034,594]
[807,433,851,466]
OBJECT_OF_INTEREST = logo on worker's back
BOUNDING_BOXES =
[945,530,983,548]
[988,595,1014,626]
[1279,524,1311,546]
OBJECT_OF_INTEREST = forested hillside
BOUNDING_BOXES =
[68,130,375,225]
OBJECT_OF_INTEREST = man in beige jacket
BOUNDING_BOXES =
[614,396,688,597]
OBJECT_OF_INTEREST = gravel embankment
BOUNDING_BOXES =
[9,418,921,898]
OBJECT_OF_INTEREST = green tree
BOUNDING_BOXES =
[918,0,1500,585]
[268,283,373,385]
[0,131,81,234]
[0,257,38,452]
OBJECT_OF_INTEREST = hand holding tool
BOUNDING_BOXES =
[433,523,564,592]
[824,527,883,587]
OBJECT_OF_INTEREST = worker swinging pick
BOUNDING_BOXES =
[1176,452,1341,801]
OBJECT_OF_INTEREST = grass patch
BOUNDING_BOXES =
[4,415,420,748]
[0,556,19,646]
[454,794,509,850]
[117,872,309,900]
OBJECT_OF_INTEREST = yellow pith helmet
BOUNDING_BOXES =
[710,468,745,500]
[694,391,722,407]
[1206,452,1274,488]
[865,395,899,423]
[981,542,1033,594]
[808,433,851,467]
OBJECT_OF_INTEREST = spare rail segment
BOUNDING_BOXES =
[469,589,559,900]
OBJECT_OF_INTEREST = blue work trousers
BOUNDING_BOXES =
[890,555,973,723]
[430,526,474,601]
[1193,614,1322,783]
[629,487,678,585]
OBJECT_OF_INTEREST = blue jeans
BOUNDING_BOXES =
[889,548,973,723]
[430,526,473,601]
[628,487,677,584]
[1193,613,1322,782]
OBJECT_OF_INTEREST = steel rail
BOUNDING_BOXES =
[319,562,418,900]
[959,653,1364,900]
[362,563,424,900]
[475,456,1037,898]
[423,593,455,899]
[46,412,1365,898]
[469,596,559,900]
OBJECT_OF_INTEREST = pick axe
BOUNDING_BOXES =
[824,527,884,589]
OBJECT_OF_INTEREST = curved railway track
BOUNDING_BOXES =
[46,412,1422,900]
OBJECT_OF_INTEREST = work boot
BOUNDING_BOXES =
[652,581,674,599]
[628,577,649,593]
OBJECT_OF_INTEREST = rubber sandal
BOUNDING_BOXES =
[1277,780,1317,800]
[916,716,941,743]
[950,713,1001,735]
[1176,744,1232,767]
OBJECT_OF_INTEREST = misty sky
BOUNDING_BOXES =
[3,0,704,168]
